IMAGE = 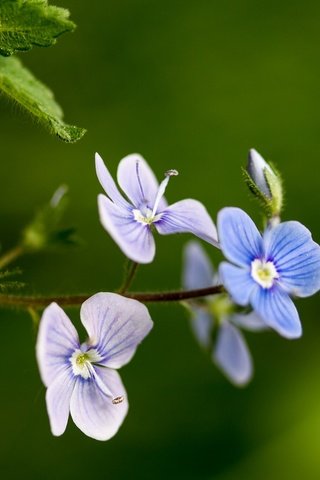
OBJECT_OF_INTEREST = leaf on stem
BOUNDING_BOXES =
[0,0,75,57]
[0,56,86,142]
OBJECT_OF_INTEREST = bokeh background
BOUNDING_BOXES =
[1,1,320,478]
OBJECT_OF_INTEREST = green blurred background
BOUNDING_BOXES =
[1,0,320,478]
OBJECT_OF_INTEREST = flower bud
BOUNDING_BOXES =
[247,149,274,197]
[21,185,78,252]
[245,149,283,217]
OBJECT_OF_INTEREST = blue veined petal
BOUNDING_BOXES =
[217,207,263,267]
[190,307,213,348]
[231,311,268,331]
[95,153,131,210]
[263,221,320,297]
[98,194,156,263]
[251,285,302,339]
[80,293,153,369]
[46,367,76,436]
[36,303,80,387]
[70,367,128,441]
[183,241,214,290]
[155,199,219,247]
[213,321,253,386]
[219,262,257,306]
[117,153,168,211]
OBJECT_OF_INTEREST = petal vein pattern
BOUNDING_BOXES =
[217,207,320,339]
[96,153,219,262]
[36,293,153,440]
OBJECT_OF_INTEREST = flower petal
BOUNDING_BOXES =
[232,311,268,331]
[117,153,168,211]
[219,262,257,306]
[98,194,156,263]
[213,321,253,386]
[263,221,320,297]
[36,302,80,387]
[183,241,214,290]
[80,292,153,369]
[217,207,263,267]
[155,199,219,247]
[95,153,131,209]
[190,307,213,348]
[46,367,75,436]
[251,286,302,339]
[70,367,128,441]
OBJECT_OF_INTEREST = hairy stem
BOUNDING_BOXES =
[0,245,24,270]
[0,285,224,310]
[119,261,139,294]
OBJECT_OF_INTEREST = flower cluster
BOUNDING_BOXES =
[35,149,320,441]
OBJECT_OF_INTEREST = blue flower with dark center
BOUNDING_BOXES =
[218,208,320,339]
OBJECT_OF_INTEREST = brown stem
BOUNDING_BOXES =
[0,285,224,310]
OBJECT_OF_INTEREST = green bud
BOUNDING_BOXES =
[21,185,79,252]
[244,149,283,218]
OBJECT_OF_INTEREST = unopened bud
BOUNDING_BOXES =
[21,185,78,252]
[50,185,68,208]
[245,149,283,217]
[247,149,274,198]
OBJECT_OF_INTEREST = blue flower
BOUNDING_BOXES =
[96,153,218,263]
[36,293,153,440]
[183,241,266,386]
[218,207,320,339]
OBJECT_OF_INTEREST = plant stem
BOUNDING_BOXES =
[0,245,24,270]
[119,261,139,294]
[0,285,224,310]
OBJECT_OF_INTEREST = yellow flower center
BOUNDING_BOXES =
[70,348,102,379]
[251,259,278,289]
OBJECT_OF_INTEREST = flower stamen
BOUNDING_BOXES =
[70,348,102,379]
[251,259,278,289]
[132,169,178,225]
[151,169,178,217]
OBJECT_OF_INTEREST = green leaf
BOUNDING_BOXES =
[0,0,75,57]
[0,56,86,142]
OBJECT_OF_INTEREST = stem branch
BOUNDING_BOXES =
[119,261,139,294]
[0,245,24,270]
